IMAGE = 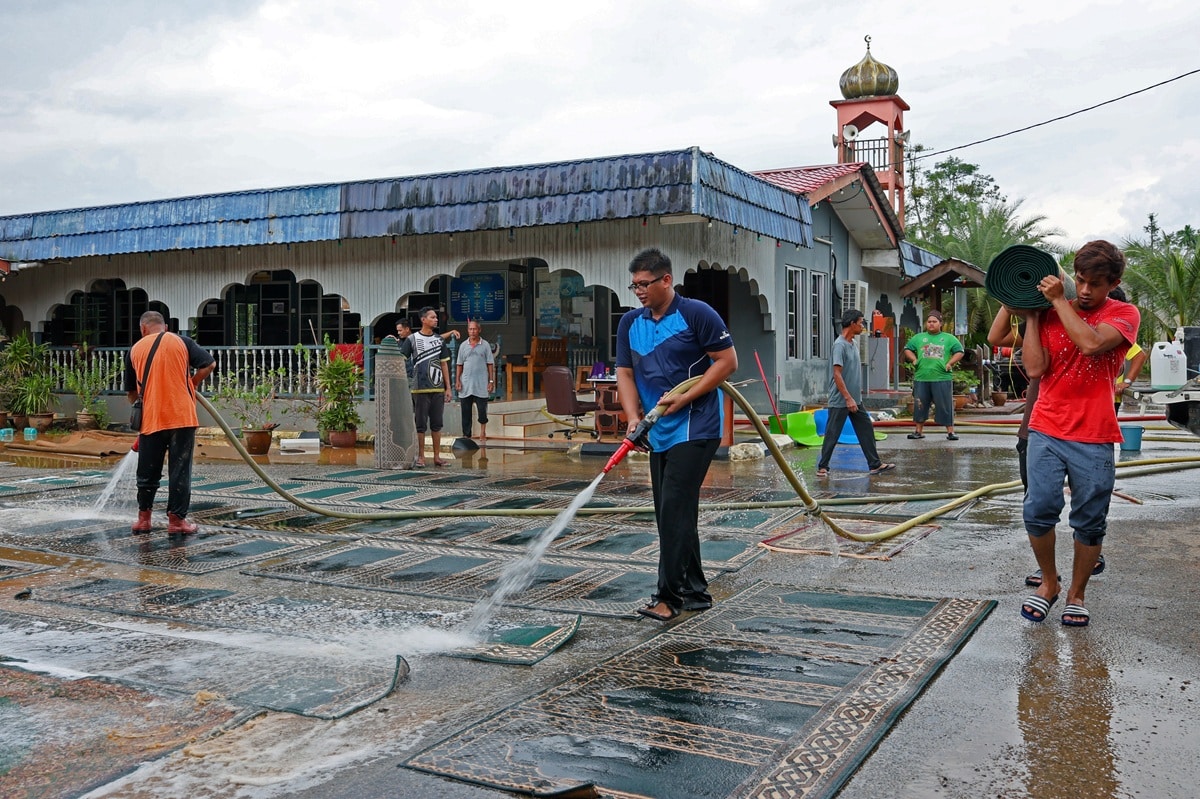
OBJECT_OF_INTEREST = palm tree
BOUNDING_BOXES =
[1121,241,1200,344]
[911,199,1064,345]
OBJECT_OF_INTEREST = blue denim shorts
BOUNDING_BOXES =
[1022,431,1114,545]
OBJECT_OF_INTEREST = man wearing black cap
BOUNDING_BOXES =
[815,309,894,477]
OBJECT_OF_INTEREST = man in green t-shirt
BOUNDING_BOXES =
[903,310,965,441]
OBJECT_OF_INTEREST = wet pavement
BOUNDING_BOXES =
[1,419,1199,799]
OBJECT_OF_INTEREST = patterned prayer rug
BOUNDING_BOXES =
[187,501,764,574]
[0,469,110,497]
[0,555,54,582]
[448,616,582,665]
[404,582,994,799]
[835,497,979,522]
[0,522,326,574]
[243,539,663,618]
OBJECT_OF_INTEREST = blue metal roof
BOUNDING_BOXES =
[0,148,811,262]
[899,240,948,278]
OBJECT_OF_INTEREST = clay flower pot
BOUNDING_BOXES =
[327,429,357,449]
[241,428,273,455]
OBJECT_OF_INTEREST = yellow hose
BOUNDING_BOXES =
[196,390,1200,543]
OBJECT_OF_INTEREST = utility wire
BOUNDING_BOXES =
[911,68,1200,163]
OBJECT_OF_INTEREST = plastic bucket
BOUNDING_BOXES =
[1119,424,1144,451]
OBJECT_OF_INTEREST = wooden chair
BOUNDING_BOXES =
[507,336,568,400]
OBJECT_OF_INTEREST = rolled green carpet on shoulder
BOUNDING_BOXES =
[985,244,1074,309]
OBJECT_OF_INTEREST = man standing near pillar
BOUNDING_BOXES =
[455,319,495,441]
[815,309,895,477]
[400,307,453,467]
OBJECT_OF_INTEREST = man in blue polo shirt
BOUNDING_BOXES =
[616,248,738,622]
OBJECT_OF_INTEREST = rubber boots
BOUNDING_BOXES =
[167,513,198,534]
[131,510,152,533]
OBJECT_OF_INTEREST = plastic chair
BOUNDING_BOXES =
[543,365,599,439]
[784,411,825,447]
[813,407,859,444]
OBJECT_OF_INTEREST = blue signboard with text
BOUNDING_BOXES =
[449,273,507,323]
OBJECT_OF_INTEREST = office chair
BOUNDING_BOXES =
[543,365,599,439]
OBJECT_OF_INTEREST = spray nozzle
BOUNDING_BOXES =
[601,406,662,473]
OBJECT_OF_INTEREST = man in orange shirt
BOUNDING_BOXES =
[123,311,216,533]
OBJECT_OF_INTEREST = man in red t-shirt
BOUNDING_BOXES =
[1014,241,1139,628]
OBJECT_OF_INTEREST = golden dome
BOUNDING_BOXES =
[839,36,899,99]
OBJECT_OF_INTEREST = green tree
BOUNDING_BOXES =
[1121,232,1200,344]
[905,149,1006,240]
[905,153,1064,344]
[912,199,1064,346]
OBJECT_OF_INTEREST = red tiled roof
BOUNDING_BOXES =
[752,163,867,195]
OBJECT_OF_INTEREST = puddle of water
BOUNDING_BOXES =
[465,472,605,634]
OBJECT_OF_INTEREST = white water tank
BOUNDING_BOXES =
[1150,341,1187,390]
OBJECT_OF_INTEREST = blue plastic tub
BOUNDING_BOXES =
[1119,424,1144,451]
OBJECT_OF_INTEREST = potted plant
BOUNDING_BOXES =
[61,344,120,430]
[209,366,291,455]
[951,366,981,410]
[0,330,50,429]
[315,344,363,448]
[12,372,59,431]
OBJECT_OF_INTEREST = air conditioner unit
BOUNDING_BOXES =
[841,280,869,316]
[841,280,870,362]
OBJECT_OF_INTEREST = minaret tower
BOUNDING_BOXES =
[831,36,910,226]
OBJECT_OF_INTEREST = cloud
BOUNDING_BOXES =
[1,0,1197,247]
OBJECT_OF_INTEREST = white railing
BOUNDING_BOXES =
[49,345,333,398]
[47,342,603,400]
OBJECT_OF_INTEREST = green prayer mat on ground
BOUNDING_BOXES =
[244,540,663,618]
[0,523,324,574]
[404,582,994,799]
[447,616,581,665]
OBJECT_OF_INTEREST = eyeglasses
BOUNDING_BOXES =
[628,275,665,292]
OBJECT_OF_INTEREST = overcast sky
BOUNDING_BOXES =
[3,0,1197,248]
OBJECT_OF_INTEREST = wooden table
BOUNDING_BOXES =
[589,379,625,438]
